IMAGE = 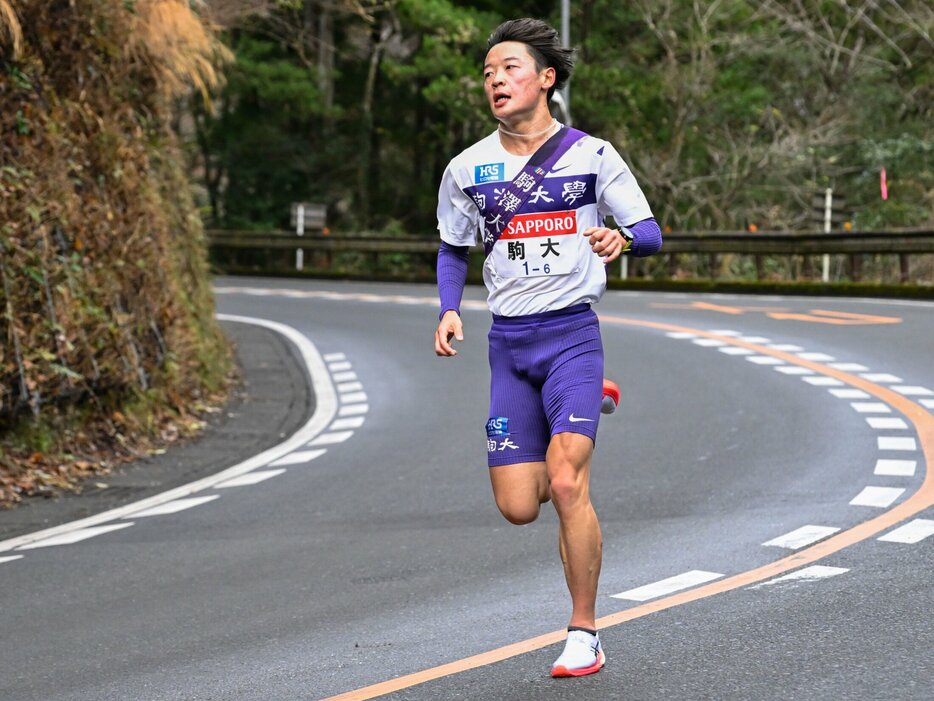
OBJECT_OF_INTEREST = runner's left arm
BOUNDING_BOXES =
[588,141,662,261]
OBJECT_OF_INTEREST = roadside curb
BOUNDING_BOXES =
[0,317,319,545]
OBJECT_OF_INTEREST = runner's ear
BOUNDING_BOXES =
[541,66,555,91]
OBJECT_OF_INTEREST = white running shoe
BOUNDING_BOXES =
[551,630,606,678]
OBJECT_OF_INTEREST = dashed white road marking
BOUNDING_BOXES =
[0,555,23,564]
[341,391,368,404]
[216,470,287,488]
[309,431,354,446]
[865,417,909,430]
[16,523,135,550]
[665,332,697,339]
[797,352,835,362]
[332,371,358,382]
[0,314,338,555]
[892,385,933,397]
[328,361,352,372]
[739,336,771,344]
[128,496,220,518]
[762,525,840,550]
[611,570,724,602]
[830,388,871,399]
[718,346,754,356]
[878,436,917,451]
[802,376,844,386]
[692,338,726,347]
[331,416,366,430]
[746,355,784,365]
[768,343,804,352]
[750,565,848,589]
[829,363,869,372]
[269,449,327,467]
[323,353,346,362]
[708,330,742,337]
[850,402,891,413]
[860,373,902,383]
[337,382,364,393]
[878,519,934,544]
[339,404,369,416]
[920,399,934,409]
[850,486,906,508]
[874,459,917,476]
[775,366,813,375]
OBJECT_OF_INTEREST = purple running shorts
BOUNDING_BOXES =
[486,304,604,467]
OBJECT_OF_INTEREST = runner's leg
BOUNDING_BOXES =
[547,432,601,629]
[489,461,550,525]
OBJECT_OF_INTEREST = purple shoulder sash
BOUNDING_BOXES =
[482,126,587,256]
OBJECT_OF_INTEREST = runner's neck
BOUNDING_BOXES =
[497,118,560,156]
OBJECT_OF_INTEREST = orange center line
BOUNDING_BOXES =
[320,317,933,701]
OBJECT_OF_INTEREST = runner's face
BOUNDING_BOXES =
[483,42,554,122]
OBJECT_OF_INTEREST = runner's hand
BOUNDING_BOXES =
[583,226,625,264]
[435,310,464,357]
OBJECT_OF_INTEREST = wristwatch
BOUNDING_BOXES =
[617,227,634,253]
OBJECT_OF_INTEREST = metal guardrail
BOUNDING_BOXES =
[207,229,934,255]
[207,228,934,284]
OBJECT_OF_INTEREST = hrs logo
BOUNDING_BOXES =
[475,162,504,184]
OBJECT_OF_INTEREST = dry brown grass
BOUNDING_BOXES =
[0,0,22,58]
[0,0,234,505]
[126,0,234,101]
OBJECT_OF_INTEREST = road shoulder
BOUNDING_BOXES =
[0,320,313,540]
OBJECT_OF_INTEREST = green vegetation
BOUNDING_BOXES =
[191,1,931,235]
[0,1,232,504]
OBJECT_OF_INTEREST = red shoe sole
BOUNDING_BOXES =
[551,651,606,678]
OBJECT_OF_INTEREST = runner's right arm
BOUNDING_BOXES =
[435,243,468,356]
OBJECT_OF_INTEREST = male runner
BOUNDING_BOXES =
[433,18,661,677]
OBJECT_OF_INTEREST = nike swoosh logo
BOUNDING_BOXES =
[549,164,572,174]
[568,415,594,423]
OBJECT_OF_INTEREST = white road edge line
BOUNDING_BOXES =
[611,570,724,602]
[0,314,337,554]
[216,469,287,488]
[850,486,906,508]
[749,565,848,589]
[16,522,136,551]
[878,519,934,544]
[762,525,840,549]
[127,495,220,518]
[874,459,917,476]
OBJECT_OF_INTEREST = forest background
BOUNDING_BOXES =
[0,0,931,504]
[192,0,933,238]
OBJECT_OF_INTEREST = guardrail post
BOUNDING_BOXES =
[899,254,910,283]
[850,254,862,282]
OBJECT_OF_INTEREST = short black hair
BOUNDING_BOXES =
[487,18,574,101]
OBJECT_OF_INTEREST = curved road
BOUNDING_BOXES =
[1,278,932,700]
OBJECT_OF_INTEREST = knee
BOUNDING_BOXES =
[549,473,587,513]
[495,496,541,525]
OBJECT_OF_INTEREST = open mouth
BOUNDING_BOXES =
[493,92,510,108]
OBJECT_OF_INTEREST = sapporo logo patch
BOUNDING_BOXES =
[475,162,504,184]
[499,210,577,240]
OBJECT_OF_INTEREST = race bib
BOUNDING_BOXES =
[492,210,580,279]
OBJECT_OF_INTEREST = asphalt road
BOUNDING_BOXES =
[1,278,931,701]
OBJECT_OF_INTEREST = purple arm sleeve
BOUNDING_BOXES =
[437,242,469,320]
[625,217,662,257]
